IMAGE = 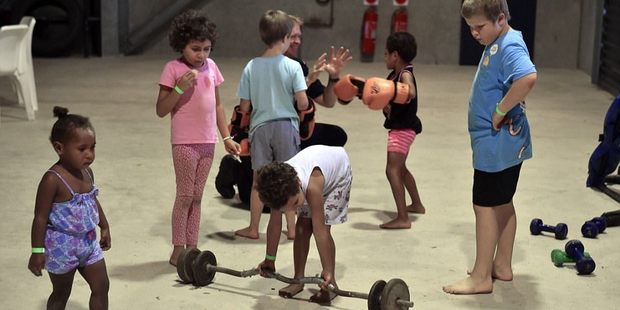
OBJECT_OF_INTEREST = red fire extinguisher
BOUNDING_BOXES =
[360,5,378,63]
[391,7,408,33]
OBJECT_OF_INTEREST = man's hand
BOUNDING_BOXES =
[325,46,352,78]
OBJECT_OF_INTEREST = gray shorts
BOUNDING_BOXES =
[299,163,352,225]
[250,119,300,170]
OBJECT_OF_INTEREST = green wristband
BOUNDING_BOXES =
[495,104,507,116]
[32,247,45,254]
[265,254,276,261]
[174,85,184,95]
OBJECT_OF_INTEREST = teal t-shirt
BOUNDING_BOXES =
[468,29,536,172]
[237,54,307,138]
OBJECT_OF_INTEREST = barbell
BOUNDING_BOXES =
[176,249,414,310]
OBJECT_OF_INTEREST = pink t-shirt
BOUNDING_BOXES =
[159,58,224,144]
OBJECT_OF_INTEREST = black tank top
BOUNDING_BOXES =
[383,65,422,134]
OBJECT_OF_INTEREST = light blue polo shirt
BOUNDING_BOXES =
[237,54,307,138]
[468,29,536,172]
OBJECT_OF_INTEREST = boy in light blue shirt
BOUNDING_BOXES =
[235,10,308,241]
[443,0,537,295]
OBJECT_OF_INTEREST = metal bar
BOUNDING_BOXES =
[204,263,414,308]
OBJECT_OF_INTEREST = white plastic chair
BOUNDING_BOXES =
[0,24,35,121]
[20,16,38,111]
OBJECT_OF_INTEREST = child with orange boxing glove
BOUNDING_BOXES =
[334,32,425,229]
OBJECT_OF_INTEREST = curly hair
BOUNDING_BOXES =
[255,162,300,210]
[386,32,417,63]
[168,9,217,53]
[49,106,95,144]
[259,10,293,46]
[461,0,511,22]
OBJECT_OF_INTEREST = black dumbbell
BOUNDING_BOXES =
[530,218,568,240]
[564,240,596,275]
[581,217,607,238]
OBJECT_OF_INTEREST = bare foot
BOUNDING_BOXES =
[466,266,513,281]
[279,283,304,298]
[285,230,295,240]
[380,218,411,229]
[169,246,185,266]
[234,227,259,239]
[442,276,493,294]
[309,289,337,304]
[407,203,426,214]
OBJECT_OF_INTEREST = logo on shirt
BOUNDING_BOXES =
[490,44,499,55]
[483,56,490,66]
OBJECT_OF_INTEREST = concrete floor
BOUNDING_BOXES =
[1,55,618,309]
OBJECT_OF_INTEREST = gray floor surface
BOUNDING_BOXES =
[1,55,618,309]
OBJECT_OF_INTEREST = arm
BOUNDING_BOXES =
[307,168,335,288]
[215,87,241,155]
[493,72,537,129]
[155,70,197,117]
[316,47,353,108]
[28,173,56,276]
[259,207,283,276]
[88,168,111,251]
[294,90,309,112]
[239,98,252,114]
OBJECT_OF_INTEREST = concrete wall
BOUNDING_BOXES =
[102,0,600,72]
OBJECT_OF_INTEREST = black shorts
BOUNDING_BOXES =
[473,163,522,207]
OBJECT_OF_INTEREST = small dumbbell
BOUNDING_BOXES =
[564,240,596,275]
[581,217,607,238]
[530,218,568,240]
[550,249,591,267]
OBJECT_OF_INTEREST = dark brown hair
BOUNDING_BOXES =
[49,106,94,144]
[168,9,217,53]
[255,162,300,209]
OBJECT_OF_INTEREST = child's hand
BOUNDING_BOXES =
[324,46,352,78]
[319,270,334,290]
[99,227,111,251]
[258,259,275,278]
[492,111,506,131]
[224,139,241,155]
[28,254,45,276]
[176,69,198,93]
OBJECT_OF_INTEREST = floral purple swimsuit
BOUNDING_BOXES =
[44,169,103,274]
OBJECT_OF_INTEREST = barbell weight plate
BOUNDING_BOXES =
[177,248,201,284]
[381,278,410,310]
[368,280,386,310]
[192,250,218,287]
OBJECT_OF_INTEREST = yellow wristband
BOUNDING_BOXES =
[174,85,184,95]
[495,104,507,116]
[32,247,45,254]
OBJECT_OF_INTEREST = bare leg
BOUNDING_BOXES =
[403,168,425,214]
[381,152,411,229]
[78,259,109,310]
[280,218,312,298]
[284,210,296,240]
[47,269,76,310]
[235,171,261,239]
[492,202,516,281]
[443,205,496,294]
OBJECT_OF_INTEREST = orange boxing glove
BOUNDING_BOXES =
[333,74,366,104]
[362,77,410,110]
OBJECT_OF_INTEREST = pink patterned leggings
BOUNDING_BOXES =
[171,143,215,246]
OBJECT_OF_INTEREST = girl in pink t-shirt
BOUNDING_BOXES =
[156,9,240,266]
